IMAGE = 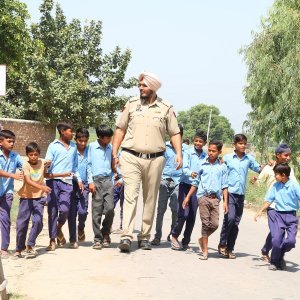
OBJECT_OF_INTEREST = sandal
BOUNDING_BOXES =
[151,237,161,246]
[69,242,79,249]
[46,243,56,251]
[171,236,181,250]
[199,253,208,260]
[78,229,85,242]
[228,251,236,259]
[1,252,10,259]
[218,245,229,258]
[57,228,66,246]
[103,235,111,248]
[12,253,22,260]
[92,241,103,250]
[261,253,270,263]
[25,249,38,259]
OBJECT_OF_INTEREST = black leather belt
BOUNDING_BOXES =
[123,148,164,159]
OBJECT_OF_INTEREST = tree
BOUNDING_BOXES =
[1,0,135,127]
[177,104,234,143]
[241,0,300,167]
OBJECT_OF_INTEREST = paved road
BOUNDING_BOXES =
[3,195,300,300]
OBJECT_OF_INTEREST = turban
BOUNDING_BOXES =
[138,72,162,92]
[275,143,291,154]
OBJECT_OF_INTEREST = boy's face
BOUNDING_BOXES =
[0,137,15,151]
[274,172,287,183]
[99,136,112,146]
[61,128,74,141]
[27,151,39,164]
[76,137,89,151]
[193,137,206,150]
[234,140,247,153]
[276,152,291,164]
[208,144,221,161]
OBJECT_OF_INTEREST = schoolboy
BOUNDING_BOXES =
[218,134,262,259]
[183,139,228,259]
[14,142,71,258]
[68,128,90,249]
[151,124,185,246]
[171,129,207,251]
[87,124,114,249]
[45,121,82,251]
[0,130,23,258]
[255,163,300,270]
[252,143,297,262]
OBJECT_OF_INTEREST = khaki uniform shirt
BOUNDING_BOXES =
[116,96,180,153]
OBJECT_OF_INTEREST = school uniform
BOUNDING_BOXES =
[265,179,300,267]
[256,164,297,255]
[153,142,185,240]
[45,140,81,240]
[68,147,89,243]
[0,149,23,250]
[87,141,114,243]
[171,147,207,246]
[193,159,228,237]
[16,160,46,250]
[219,152,260,251]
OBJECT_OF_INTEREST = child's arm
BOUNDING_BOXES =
[44,171,72,178]
[0,170,23,180]
[222,188,228,214]
[182,185,197,209]
[23,174,51,194]
[254,202,271,221]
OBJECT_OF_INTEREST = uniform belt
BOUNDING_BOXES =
[165,178,174,182]
[123,148,164,159]
[204,193,218,199]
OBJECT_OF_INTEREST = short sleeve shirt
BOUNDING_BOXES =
[18,160,45,199]
[116,96,180,153]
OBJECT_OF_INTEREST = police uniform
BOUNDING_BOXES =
[116,96,180,242]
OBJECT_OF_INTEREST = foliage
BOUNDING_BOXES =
[1,0,135,127]
[241,0,300,171]
[177,103,234,143]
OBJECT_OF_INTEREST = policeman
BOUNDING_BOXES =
[112,72,182,252]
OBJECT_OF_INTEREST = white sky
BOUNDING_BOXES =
[23,0,274,132]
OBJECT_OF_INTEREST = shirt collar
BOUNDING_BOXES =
[203,158,221,165]
[0,149,15,159]
[232,152,248,160]
[191,147,206,158]
[54,139,72,149]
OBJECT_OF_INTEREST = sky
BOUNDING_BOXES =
[23,0,274,132]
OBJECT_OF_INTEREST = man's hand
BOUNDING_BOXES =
[223,202,228,214]
[112,157,119,173]
[13,171,23,181]
[89,183,96,194]
[182,197,190,209]
[191,172,198,179]
[251,176,258,184]
[44,160,51,169]
[174,155,182,170]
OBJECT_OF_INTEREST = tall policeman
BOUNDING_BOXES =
[112,72,182,252]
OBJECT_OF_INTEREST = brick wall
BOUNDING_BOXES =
[0,118,56,158]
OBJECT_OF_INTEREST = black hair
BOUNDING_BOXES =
[95,124,113,138]
[209,139,223,151]
[234,133,247,144]
[183,138,190,145]
[56,121,73,135]
[0,130,16,140]
[194,129,207,142]
[75,128,90,140]
[26,142,41,154]
[178,124,184,136]
[273,163,291,177]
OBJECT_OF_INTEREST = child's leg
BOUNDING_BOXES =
[281,212,298,256]
[16,199,32,251]
[153,180,169,240]
[169,183,179,236]
[199,197,210,255]
[0,194,13,252]
[261,208,276,256]
[47,180,59,241]
[57,181,73,227]
[227,194,244,252]
[92,177,105,243]
[77,183,89,232]
[113,184,121,208]
[171,183,190,240]
[102,178,115,237]
[27,198,44,248]
[119,184,124,229]
[182,189,198,246]
[68,184,79,243]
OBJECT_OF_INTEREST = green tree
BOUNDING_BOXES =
[177,104,234,143]
[242,0,300,168]
[1,0,135,126]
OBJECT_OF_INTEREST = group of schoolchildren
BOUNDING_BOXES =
[0,121,299,271]
[0,121,124,259]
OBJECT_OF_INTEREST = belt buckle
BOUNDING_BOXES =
[141,153,147,159]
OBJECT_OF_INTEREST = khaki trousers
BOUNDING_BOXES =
[119,150,165,241]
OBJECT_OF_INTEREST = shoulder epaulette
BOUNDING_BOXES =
[157,97,172,108]
[129,96,140,103]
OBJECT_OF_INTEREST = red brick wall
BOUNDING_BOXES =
[0,118,56,158]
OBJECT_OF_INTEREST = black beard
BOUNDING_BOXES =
[140,90,154,101]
